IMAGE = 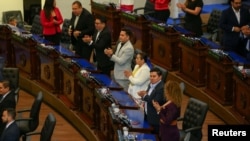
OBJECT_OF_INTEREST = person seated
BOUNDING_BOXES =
[7,16,17,27]
[124,52,150,102]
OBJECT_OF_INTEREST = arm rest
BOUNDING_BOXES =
[17,109,31,113]
[177,117,184,121]
[25,131,41,137]
[133,7,145,14]
[15,118,33,121]
[14,87,20,94]
[184,126,202,133]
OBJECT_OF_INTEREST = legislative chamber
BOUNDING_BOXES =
[1,0,250,141]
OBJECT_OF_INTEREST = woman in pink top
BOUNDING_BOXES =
[150,0,171,23]
[40,0,63,45]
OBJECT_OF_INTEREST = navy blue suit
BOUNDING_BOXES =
[219,6,250,52]
[0,121,20,141]
[142,81,165,134]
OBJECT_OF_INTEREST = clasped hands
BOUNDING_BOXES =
[104,48,113,57]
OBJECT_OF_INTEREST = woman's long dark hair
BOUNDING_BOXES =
[43,0,55,20]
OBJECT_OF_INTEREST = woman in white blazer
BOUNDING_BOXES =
[124,52,150,100]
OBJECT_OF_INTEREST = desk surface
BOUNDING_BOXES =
[110,90,138,108]
[117,130,157,141]
[72,58,97,72]
[90,73,122,89]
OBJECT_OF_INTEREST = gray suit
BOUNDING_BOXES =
[110,41,134,91]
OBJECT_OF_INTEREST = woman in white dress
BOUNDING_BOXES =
[124,52,150,101]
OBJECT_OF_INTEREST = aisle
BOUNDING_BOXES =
[16,90,87,141]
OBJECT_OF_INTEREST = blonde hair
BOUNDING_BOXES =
[165,80,183,107]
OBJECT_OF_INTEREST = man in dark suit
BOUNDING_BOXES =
[82,16,114,77]
[68,0,95,60]
[0,80,16,137]
[137,67,165,134]
[0,108,20,141]
[219,0,250,53]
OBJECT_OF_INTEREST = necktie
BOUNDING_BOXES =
[117,43,125,54]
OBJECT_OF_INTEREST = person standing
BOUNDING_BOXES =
[124,52,150,100]
[104,28,134,91]
[150,0,171,23]
[219,0,250,54]
[68,0,95,60]
[0,108,20,141]
[40,0,63,45]
[82,16,114,77]
[153,80,183,141]
[137,67,165,134]
[177,0,204,37]
[0,80,16,137]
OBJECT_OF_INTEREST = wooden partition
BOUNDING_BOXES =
[11,34,38,79]
[0,25,15,67]
[178,36,208,87]
[120,12,150,54]
[204,50,234,105]
[149,24,180,71]
[232,68,250,123]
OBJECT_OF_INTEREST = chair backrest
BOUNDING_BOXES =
[61,18,71,44]
[2,10,24,28]
[206,9,222,33]
[29,91,43,131]
[30,15,43,35]
[40,113,56,141]
[182,97,208,141]
[2,67,19,90]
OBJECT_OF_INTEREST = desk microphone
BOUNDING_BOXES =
[118,114,132,128]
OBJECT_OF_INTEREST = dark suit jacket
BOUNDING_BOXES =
[142,81,165,126]
[0,91,16,136]
[0,121,20,141]
[92,26,114,69]
[219,6,250,51]
[70,8,95,60]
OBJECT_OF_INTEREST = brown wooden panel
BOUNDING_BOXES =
[178,42,208,87]
[233,74,250,122]
[204,56,233,105]
[149,29,180,71]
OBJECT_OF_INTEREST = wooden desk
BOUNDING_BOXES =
[11,33,38,79]
[120,12,150,54]
[177,36,208,87]
[204,50,234,105]
[232,68,250,123]
[58,57,97,110]
[108,107,153,141]
[0,25,15,67]
[94,89,138,140]
[149,24,180,71]
[91,1,121,44]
